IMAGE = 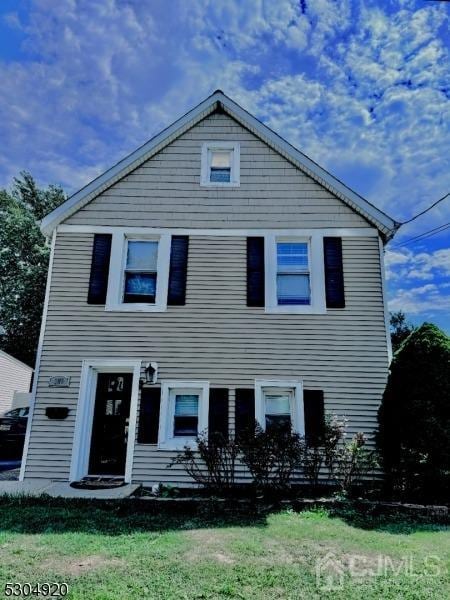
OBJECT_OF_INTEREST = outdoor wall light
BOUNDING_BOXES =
[139,362,158,388]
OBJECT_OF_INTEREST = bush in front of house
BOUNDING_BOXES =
[169,425,305,494]
[170,416,376,496]
[377,323,450,502]
[238,422,305,490]
[302,414,346,491]
[334,432,379,496]
[302,415,377,496]
[170,432,239,492]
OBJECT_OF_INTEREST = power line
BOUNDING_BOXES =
[390,221,450,248]
[400,192,450,224]
[391,222,450,248]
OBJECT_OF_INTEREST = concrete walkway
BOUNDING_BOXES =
[0,479,140,499]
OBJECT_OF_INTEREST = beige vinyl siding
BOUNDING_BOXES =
[64,112,369,229]
[0,351,33,415]
[25,231,389,483]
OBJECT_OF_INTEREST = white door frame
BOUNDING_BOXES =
[70,359,141,483]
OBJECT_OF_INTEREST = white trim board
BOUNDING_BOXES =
[41,90,398,238]
[378,237,393,364]
[19,230,57,481]
[57,224,379,238]
[69,359,141,484]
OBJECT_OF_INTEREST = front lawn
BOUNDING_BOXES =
[0,498,448,599]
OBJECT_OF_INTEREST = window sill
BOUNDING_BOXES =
[105,303,168,312]
[265,304,326,315]
[158,439,198,451]
[200,181,240,188]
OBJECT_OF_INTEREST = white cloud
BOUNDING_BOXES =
[0,0,448,223]
[0,0,448,328]
[385,247,450,282]
[388,284,450,316]
[386,244,450,321]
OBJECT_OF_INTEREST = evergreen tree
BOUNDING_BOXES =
[377,323,450,501]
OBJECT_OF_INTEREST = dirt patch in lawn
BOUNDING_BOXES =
[184,529,236,565]
[211,551,235,565]
[39,554,124,577]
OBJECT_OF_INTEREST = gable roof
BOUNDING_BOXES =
[41,90,399,239]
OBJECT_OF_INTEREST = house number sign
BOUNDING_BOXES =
[49,376,71,387]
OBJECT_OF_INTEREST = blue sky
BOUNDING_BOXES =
[0,0,449,331]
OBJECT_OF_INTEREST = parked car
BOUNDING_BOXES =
[0,407,29,459]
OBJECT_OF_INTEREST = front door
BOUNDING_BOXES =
[88,373,132,476]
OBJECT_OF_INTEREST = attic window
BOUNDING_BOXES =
[201,142,240,187]
[210,150,231,182]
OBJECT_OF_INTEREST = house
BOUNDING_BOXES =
[0,350,33,415]
[20,91,398,485]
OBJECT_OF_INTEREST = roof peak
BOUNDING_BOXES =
[40,90,398,238]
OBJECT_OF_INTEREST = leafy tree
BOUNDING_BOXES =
[0,173,65,366]
[390,310,415,353]
[377,323,450,501]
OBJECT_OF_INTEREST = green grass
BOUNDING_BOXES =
[0,498,448,599]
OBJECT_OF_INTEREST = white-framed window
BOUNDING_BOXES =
[265,233,326,314]
[123,239,158,304]
[255,379,304,434]
[200,142,240,187]
[158,381,210,450]
[276,240,310,306]
[106,231,171,312]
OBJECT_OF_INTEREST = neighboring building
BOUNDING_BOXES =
[0,350,33,415]
[20,91,398,485]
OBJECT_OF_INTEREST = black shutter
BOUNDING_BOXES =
[303,390,325,446]
[168,236,189,305]
[235,389,255,436]
[247,237,265,307]
[87,234,112,304]
[138,387,161,444]
[208,388,229,441]
[323,237,345,308]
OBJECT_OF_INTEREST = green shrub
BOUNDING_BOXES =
[169,432,239,492]
[377,323,450,501]
[238,422,305,490]
[303,414,346,490]
[334,432,378,496]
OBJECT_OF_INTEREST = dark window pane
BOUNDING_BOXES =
[124,272,156,303]
[174,416,198,436]
[266,415,291,432]
[210,168,231,182]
